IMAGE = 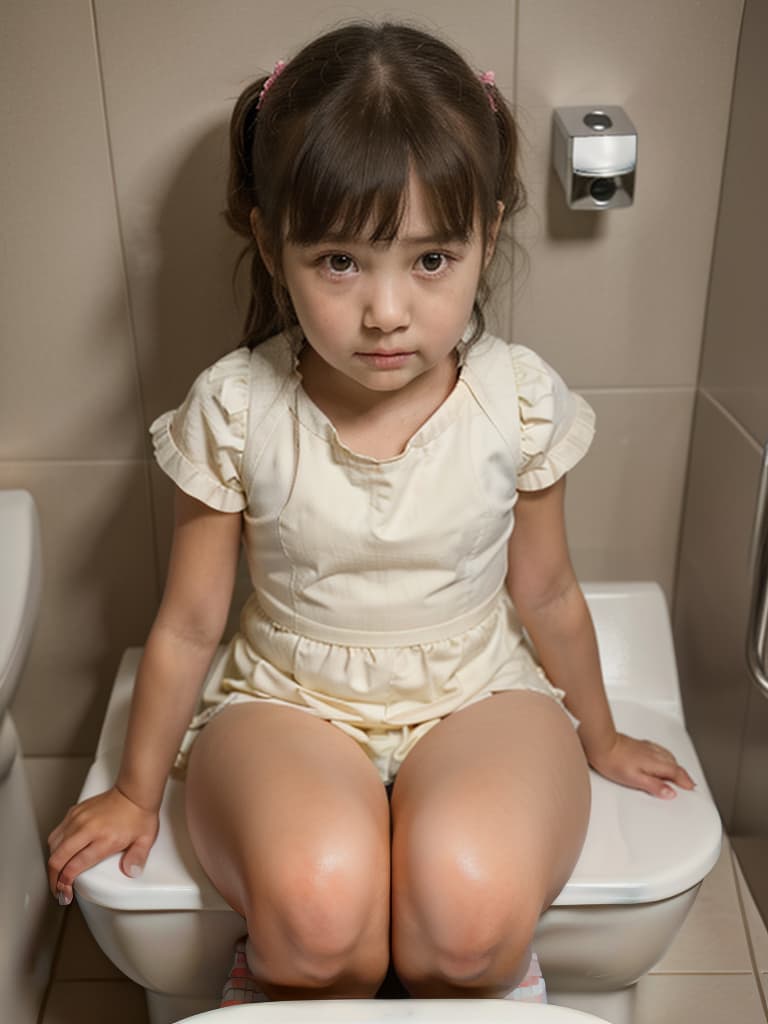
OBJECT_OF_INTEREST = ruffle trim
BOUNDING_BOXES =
[513,346,596,490]
[150,410,246,512]
[149,348,251,513]
[517,393,595,491]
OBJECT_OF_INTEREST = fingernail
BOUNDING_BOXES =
[661,787,676,799]
[57,892,72,907]
[128,865,143,879]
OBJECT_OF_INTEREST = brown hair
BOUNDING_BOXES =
[226,22,525,348]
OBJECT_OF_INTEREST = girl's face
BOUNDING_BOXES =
[270,175,501,400]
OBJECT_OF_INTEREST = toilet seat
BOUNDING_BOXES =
[72,583,722,1024]
[76,672,721,912]
[176,999,610,1022]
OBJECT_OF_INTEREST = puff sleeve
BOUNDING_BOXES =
[512,345,596,491]
[149,348,250,512]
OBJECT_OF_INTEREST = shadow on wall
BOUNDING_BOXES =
[65,120,249,753]
[144,119,254,624]
[142,120,246,426]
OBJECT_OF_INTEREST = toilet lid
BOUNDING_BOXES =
[555,698,722,905]
[76,699,721,911]
[176,999,609,1022]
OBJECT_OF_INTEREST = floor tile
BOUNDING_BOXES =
[24,757,90,846]
[734,845,768,973]
[634,973,765,1024]
[54,904,124,981]
[652,836,753,972]
[41,980,148,1024]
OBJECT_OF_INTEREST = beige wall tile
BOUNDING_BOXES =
[700,0,768,446]
[0,0,144,461]
[733,849,768,973]
[566,388,695,598]
[91,0,516,425]
[652,837,752,973]
[673,395,762,826]
[513,0,743,388]
[633,973,764,1024]
[733,687,768,833]
[3,463,159,756]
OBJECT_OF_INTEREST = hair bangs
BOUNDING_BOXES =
[284,106,409,245]
[284,99,481,247]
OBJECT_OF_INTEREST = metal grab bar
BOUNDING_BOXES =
[747,442,768,698]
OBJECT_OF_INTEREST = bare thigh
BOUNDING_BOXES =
[185,702,390,997]
[390,690,590,996]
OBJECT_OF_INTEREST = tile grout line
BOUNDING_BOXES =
[86,0,166,604]
[729,843,768,1020]
[36,908,69,1024]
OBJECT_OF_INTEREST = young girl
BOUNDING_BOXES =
[48,22,694,1006]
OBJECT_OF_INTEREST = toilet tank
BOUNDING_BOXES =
[0,491,42,718]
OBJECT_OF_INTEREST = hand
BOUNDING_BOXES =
[47,786,159,906]
[587,732,696,799]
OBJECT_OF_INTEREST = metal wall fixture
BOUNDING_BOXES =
[747,442,768,699]
[552,106,637,210]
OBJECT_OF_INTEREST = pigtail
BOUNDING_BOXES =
[491,92,526,221]
[465,73,526,343]
[225,76,288,349]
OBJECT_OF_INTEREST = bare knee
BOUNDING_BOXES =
[393,826,543,992]
[246,842,389,993]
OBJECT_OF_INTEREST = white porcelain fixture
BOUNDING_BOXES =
[0,490,50,1024]
[76,583,722,1024]
[177,998,610,1022]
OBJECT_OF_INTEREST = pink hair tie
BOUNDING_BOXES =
[257,59,287,110]
[478,70,498,112]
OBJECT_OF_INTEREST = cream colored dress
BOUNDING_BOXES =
[150,332,595,783]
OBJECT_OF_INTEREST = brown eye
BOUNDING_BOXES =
[328,254,354,273]
[420,253,445,273]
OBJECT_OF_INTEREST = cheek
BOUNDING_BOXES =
[291,290,349,338]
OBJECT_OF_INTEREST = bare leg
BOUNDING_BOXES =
[391,690,590,997]
[185,703,390,999]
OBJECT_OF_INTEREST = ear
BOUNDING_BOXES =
[250,207,275,276]
[484,201,505,267]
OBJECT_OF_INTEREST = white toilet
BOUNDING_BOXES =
[75,582,721,1024]
[179,999,611,1022]
[0,490,51,1024]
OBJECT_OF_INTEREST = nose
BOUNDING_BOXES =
[362,274,410,333]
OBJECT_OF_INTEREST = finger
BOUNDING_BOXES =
[670,762,696,790]
[121,836,154,879]
[644,751,696,790]
[55,837,119,901]
[48,836,81,896]
[47,829,64,856]
[55,882,75,907]
[639,773,677,799]
[48,836,93,905]
[47,825,106,896]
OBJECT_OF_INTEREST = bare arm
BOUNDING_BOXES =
[506,478,694,798]
[48,488,242,900]
[117,488,242,810]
